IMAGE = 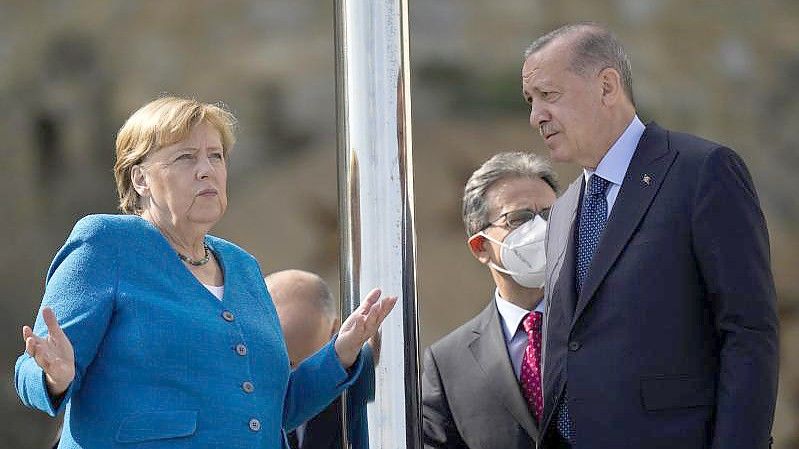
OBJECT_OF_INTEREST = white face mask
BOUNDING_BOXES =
[478,215,547,288]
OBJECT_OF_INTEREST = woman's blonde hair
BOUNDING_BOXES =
[113,96,238,214]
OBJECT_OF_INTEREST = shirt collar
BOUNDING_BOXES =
[494,288,545,342]
[583,115,645,186]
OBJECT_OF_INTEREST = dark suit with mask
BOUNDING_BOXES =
[422,301,541,449]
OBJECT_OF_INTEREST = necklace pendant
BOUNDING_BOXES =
[178,243,211,266]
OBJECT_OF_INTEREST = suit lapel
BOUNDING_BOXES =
[544,177,582,335]
[541,178,581,429]
[468,302,539,442]
[573,123,677,322]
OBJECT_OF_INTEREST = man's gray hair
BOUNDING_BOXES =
[524,22,635,106]
[462,152,558,237]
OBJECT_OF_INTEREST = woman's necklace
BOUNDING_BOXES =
[178,243,211,266]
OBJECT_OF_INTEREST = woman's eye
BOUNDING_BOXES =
[176,153,194,161]
[210,152,224,160]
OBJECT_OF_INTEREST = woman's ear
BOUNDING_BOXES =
[467,234,491,264]
[130,164,148,197]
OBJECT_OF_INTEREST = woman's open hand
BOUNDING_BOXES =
[22,307,75,397]
[334,288,397,369]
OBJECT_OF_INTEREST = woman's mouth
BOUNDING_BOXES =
[198,188,218,197]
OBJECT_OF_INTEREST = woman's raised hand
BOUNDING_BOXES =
[334,288,397,369]
[22,307,75,397]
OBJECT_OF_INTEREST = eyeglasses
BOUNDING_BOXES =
[483,208,550,231]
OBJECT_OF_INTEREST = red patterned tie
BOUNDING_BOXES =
[520,311,544,424]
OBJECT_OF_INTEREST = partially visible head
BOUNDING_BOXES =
[266,269,339,368]
[114,96,237,225]
[462,151,558,238]
[522,22,636,167]
[462,152,558,289]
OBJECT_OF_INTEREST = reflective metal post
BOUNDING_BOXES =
[334,0,421,448]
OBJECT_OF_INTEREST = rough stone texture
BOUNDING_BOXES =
[1,1,797,447]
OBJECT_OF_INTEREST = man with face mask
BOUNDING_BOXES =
[422,152,558,449]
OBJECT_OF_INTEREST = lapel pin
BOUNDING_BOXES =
[642,173,652,186]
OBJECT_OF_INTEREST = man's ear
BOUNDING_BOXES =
[130,164,149,197]
[467,234,491,264]
[598,67,623,106]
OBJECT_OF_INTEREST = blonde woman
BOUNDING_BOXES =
[15,96,396,449]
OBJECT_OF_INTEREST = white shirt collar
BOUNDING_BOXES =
[583,115,645,185]
[494,288,545,342]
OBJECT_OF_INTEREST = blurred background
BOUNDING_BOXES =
[1,1,797,447]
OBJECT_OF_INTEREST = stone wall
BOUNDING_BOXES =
[1,1,796,447]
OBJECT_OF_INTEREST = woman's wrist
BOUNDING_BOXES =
[333,339,357,370]
[45,374,70,397]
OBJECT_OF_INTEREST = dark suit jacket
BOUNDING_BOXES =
[541,123,778,449]
[422,301,540,449]
[296,397,342,449]
[294,344,375,449]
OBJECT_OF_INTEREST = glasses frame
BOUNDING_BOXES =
[481,208,550,231]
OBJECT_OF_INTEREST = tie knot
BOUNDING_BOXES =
[588,175,610,196]
[523,311,543,334]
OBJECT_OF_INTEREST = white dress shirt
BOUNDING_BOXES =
[582,115,645,217]
[202,283,224,300]
[495,289,546,379]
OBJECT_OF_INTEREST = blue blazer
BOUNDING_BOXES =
[541,123,778,449]
[15,214,364,449]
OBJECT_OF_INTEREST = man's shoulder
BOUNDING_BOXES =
[651,125,755,187]
[654,123,738,160]
[428,302,494,355]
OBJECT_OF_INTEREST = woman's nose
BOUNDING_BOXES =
[196,155,214,179]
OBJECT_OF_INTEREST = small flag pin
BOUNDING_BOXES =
[642,174,652,185]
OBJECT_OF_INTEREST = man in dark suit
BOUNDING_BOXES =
[521,23,779,449]
[267,269,374,449]
[422,152,559,449]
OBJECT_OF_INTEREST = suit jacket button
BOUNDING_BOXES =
[568,341,581,351]
[222,310,235,322]
[236,344,248,356]
[242,381,255,393]
[249,418,261,431]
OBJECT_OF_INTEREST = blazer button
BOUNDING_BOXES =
[248,418,261,431]
[235,344,248,356]
[222,310,235,322]
[242,381,255,393]
[568,341,581,351]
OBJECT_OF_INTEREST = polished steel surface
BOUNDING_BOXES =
[334,0,420,447]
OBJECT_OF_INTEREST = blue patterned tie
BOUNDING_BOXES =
[555,174,611,445]
[576,174,610,293]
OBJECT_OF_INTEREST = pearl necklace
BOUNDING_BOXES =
[178,243,211,266]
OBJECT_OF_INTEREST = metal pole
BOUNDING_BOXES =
[334,0,421,447]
